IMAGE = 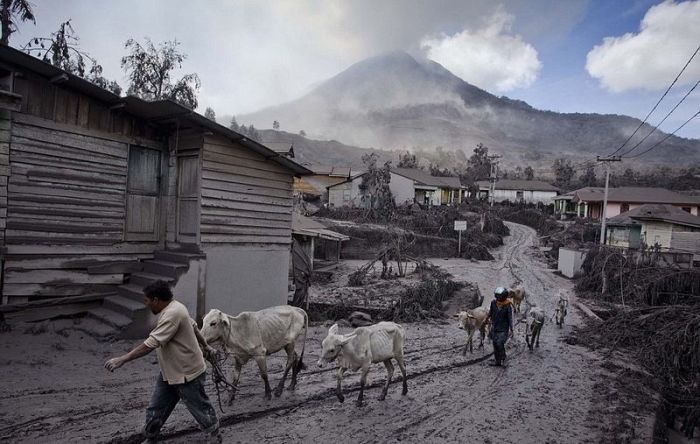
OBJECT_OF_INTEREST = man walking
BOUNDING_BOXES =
[105,280,222,443]
[489,287,514,366]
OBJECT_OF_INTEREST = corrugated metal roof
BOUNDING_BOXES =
[292,213,349,241]
[392,168,462,188]
[570,187,700,205]
[0,45,311,176]
[476,179,559,192]
[608,204,700,228]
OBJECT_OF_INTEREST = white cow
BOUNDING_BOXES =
[455,307,490,355]
[508,287,526,315]
[317,322,407,406]
[525,306,545,350]
[200,305,308,402]
[555,295,569,328]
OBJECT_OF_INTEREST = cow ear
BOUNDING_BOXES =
[339,333,356,345]
[329,323,339,335]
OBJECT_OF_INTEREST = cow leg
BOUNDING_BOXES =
[356,364,370,407]
[227,358,244,406]
[379,360,394,401]
[396,355,408,395]
[336,367,347,403]
[289,350,301,391]
[478,325,486,349]
[253,356,272,400]
[274,344,295,397]
[535,325,541,348]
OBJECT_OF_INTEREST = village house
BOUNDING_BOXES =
[327,168,463,207]
[553,187,700,220]
[293,164,353,201]
[476,179,559,204]
[606,204,700,258]
[0,45,311,337]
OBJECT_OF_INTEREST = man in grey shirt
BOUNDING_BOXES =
[105,280,222,443]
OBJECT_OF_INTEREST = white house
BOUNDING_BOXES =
[477,180,559,204]
[327,168,463,207]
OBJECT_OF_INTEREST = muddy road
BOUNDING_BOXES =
[0,223,632,443]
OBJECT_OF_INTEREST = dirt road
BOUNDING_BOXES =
[0,223,645,443]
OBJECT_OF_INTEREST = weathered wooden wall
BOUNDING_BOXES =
[200,134,294,245]
[1,70,167,302]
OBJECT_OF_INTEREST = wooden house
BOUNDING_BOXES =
[0,45,310,337]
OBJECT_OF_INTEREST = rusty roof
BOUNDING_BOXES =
[476,179,559,192]
[567,187,700,205]
[392,168,462,189]
[608,204,700,228]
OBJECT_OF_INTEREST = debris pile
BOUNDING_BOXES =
[573,245,700,439]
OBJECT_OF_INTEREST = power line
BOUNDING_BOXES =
[624,109,700,159]
[608,44,700,156]
[618,78,700,157]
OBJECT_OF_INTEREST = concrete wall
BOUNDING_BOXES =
[328,177,363,207]
[558,248,587,278]
[172,258,206,321]
[203,245,289,315]
[388,173,415,205]
[643,221,673,248]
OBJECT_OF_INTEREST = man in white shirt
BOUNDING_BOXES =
[105,280,222,443]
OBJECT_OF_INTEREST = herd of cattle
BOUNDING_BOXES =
[199,288,569,407]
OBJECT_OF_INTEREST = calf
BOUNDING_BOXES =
[525,306,545,350]
[508,287,526,315]
[317,322,407,406]
[200,305,308,402]
[555,295,569,328]
[455,307,489,355]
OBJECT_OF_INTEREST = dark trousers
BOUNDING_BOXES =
[492,331,508,364]
[144,373,218,439]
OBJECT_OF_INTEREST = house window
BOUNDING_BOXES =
[682,207,691,213]
[620,203,630,213]
[516,191,524,201]
[343,191,351,202]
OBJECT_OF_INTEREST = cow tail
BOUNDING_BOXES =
[295,309,309,372]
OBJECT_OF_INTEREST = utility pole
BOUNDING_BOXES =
[488,155,501,207]
[597,155,621,245]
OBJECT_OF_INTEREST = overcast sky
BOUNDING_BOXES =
[13,0,700,138]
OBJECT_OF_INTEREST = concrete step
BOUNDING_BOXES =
[103,295,145,317]
[130,272,174,287]
[154,250,205,264]
[118,283,144,301]
[87,307,133,329]
[143,260,188,278]
[71,317,119,340]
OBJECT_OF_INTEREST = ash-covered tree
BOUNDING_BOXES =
[229,116,239,131]
[359,153,394,210]
[272,120,280,130]
[467,143,492,180]
[579,164,597,187]
[299,129,306,137]
[204,107,216,121]
[524,165,534,180]
[0,0,34,46]
[23,20,121,95]
[121,38,201,109]
[397,151,418,168]
[552,158,575,190]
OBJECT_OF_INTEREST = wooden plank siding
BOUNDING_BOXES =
[200,135,294,245]
[0,110,11,246]
[3,116,163,301]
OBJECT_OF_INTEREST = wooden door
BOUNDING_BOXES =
[125,146,162,241]
[177,155,200,244]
